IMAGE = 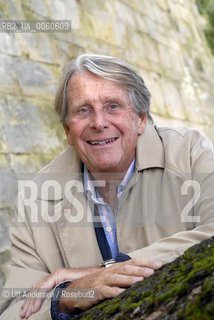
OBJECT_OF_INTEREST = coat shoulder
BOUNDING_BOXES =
[155,126,214,173]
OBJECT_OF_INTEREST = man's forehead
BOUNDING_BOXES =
[66,72,129,104]
[67,71,120,89]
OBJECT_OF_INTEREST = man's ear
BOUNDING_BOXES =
[63,123,73,146]
[63,123,69,137]
[138,113,147,135]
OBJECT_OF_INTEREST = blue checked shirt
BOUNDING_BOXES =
[84,159,136,259]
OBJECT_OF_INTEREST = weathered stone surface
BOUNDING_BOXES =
[0,0,214,288]
[0,33,21,56]
[47,0,80,29]
[0,250,10,288]
[0,54,17,86]
[0,212,10,252]
[1,97,63,154]
[161,81,186,120]
[75,237,214,319]
[29,0,48,17]
[15,59,51,86]
[17,33,56,64]
[0,169,17,205]
[114,1,136,28]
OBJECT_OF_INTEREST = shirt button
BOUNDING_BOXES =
[106,226,112,232]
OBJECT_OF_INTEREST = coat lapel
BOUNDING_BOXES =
[55,195,103,268]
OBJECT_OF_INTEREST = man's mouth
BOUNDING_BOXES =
[87,138,118,145]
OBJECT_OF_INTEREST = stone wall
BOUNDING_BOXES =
[0,0,214,286]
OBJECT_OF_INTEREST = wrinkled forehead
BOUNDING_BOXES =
[66,71,131,106]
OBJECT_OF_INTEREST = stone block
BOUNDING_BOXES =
[0,128,9,153]
[9,154,52,173]
[180,68,209,124]
[0,249,10,288]
[5,123,42,153]
[0,100,9,152]
[114,1,135,27]
[0,168,17,206]
[15,58,51,86]
[135,0,155,21]
[1,97,62,154]
[17,33,56,64]
[147,73,167,116]
[158,43,172,69]
[0,54,17,86]
[144,16,158,40]
[0,211,10,252]
[168,1,182,20]
[153,6,171,27]
[0,54,55,95]
[177,21,193,45]
[113,20,127,47]
[161,81,186,120]
[168,48,185,78]
[0,33,21,56]
[6,0,23,19]
[155,0,169,11]
[143,36,159,64]
[80,10,115,45]
[47,0,80,29]
[128,31,145,57]
[29,0,48,17]
[134,11,147,33]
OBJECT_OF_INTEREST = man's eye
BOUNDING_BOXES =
[109,104,118,110]
[79,108,89,113]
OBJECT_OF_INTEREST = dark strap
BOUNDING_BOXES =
[92,203,112,260]
[92,203,131,262]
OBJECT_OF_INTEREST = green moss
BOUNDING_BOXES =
[103,303,120,317]
[75,238,214,319]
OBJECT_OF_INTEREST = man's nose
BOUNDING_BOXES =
[90,110,109,130]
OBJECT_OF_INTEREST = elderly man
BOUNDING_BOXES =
[0,54,214,320]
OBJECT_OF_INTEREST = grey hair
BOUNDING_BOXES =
[55,54,152,124]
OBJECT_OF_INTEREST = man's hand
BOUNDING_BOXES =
[59,258,162,314]
[20,266,99,319]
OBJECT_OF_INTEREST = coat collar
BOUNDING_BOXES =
[136,122,165,171]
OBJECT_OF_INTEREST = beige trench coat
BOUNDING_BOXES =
[1,123,214,319]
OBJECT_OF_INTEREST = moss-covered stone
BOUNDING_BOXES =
[75,237,214,319]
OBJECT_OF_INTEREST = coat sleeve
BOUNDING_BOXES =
[128,130,214,264]
[0,195,51,320]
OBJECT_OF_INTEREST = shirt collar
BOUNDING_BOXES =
[84,158,136,202]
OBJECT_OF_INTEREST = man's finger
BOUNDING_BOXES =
[118,264,155,278]
[21,297,43,318]
[106,273,144,287]
[100,285,125,299]
[128,258,162,269]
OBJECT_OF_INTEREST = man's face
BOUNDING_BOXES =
[64,71,146,175]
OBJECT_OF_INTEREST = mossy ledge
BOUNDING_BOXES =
[75,237,214,319]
